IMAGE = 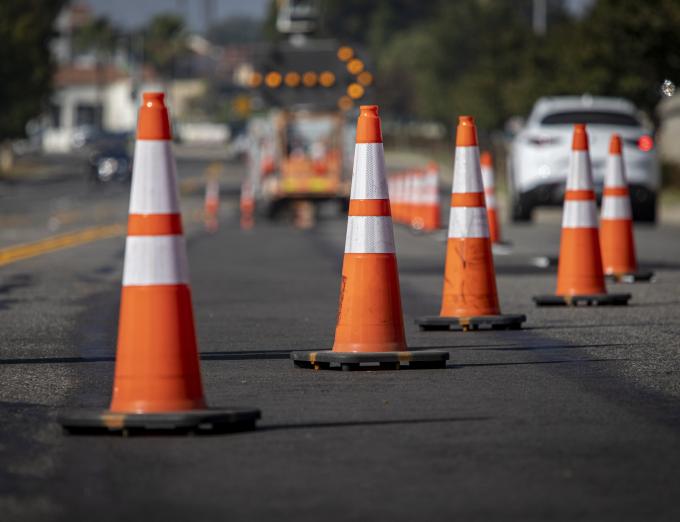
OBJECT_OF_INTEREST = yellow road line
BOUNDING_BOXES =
[0,224,125,268]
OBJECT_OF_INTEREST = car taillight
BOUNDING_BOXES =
[638,135,654,152]
[528,136,560,146]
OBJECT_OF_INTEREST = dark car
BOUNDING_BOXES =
[86,133,132,183]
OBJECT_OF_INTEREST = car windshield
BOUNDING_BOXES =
[541,111,640,126]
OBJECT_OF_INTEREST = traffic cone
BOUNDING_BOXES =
[480,151,503,244]
[421,162,442,232]
[410,169,426,231]
[416,116,525,331]
[204,168,220,233]
[600,134,653,282]
[60,92,260,434]
[534,124,630,306]
[240,178,255,230]
[291,105,447,370]
[391,174,402,223]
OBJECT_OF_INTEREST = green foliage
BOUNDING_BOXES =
[0,0,66,141]
[142,14,188,79]
[73,16,119,58]
[264,0,680,130]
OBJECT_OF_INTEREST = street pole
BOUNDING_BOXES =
[533,0,547,35]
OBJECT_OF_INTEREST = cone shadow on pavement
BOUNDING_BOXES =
[59,92,260,435]
[534,124,631,306]
[415,116,525,331]
[290,105,448,371]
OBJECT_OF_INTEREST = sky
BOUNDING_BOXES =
[86,0,270,32]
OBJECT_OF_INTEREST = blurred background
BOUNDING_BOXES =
[1,0,679,230]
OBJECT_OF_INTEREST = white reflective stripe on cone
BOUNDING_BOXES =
[452,147,484,194]
[448,207,490,238]
[413,176,425,204]
[566,151,595,191]
[424,173,439,204]
[129,141,181,214]
[345,216,396,254]
[122,235,190,286]
[605,155,627,187]
[562,200,598,228]
[351,143,388,199]
[485,192,496,209]
[481,166,495,190]
[602,196,632,219]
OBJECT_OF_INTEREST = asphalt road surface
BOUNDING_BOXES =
[1,154,680,521]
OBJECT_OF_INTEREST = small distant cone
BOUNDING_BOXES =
[240,178,255,230]
[534,125,630,306]
[421,162,442,232]
[291,106,447,370]
[204,169,220,233]
[480,151,502,244]
[410,169,426,231]
[416,116,525,331]
[60,93,260,433]
[600,134,653,282]
[391,174,403,224]
[404,171,415,228]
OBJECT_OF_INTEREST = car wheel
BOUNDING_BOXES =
[633,193,657,223]
[511,194,533,223]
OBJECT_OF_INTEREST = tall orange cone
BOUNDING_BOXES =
[291,106,447,370]
[480,151,503,244]
[416,116,525,331]
[534,124,630,306]
[60,92,260,434]
[600,134,653,282]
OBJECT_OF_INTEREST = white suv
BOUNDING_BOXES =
[508,95,660,222]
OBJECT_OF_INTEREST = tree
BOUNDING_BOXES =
[0,0,66,146]
[141,14,188,80]
[72,16,119,59]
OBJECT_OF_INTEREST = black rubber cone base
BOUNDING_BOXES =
[533,293,631,306]
[290,350,449,371]
[605,271,654,283]
[59,408,261,436]
[415,314,526,332]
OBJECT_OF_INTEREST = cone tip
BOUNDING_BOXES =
[356,104,382,143]
[480,151,493,167]
[609,133,622,154]
[138,91,171,140]
[572,123,588,151]
[143,92,166,104]
[456,115,478,146]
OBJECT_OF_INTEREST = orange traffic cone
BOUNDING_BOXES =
[416,116,525,331]
[600,134,653,282]
[534,124,630,306]
[410,169,426,231]
[60,92,260,434]
[291,105,447,370]
[480,151,504,244]
[204,170,220,233]
[240,178,255,230]
[391,173,403,224]
[421,162,442,232]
